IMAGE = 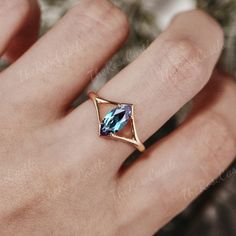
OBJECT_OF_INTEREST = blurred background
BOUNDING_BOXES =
[26,0,236,235]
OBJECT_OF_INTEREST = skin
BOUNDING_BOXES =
[0,0,235,235]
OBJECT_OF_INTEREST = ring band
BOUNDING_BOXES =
[88,92,145,152]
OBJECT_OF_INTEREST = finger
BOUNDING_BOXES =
[64,10,224,170]
[1,0,129,119]
[116,73,236,235]
[0,0,40,61]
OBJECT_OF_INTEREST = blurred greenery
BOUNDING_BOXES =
[198,0,236,78]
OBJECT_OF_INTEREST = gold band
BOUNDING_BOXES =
[88,92,145,152]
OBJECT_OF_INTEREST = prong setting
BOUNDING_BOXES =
[88,92,145,152]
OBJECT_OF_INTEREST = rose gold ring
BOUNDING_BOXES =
[88,92,145,152]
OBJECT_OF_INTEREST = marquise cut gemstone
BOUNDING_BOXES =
[100,104,132,136]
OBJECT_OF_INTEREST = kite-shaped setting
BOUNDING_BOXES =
[88,92,145,152]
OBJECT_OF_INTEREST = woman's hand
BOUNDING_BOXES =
[0,0,235,235]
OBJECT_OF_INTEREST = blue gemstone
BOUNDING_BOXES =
[100,104,132,136]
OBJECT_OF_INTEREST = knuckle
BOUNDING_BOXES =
[138,38,204,101]
[167,38,200,69]
[68,0,129,37]
[160,38,204,93]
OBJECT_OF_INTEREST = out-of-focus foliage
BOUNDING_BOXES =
[198,0,236,77]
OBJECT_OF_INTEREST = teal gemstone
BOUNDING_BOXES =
[100,104,132,136]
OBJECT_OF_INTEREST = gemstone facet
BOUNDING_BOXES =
[100,104,132,136]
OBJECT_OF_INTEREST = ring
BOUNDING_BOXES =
[88,92,145,152]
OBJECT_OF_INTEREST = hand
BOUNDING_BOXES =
[0,0,235,235]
